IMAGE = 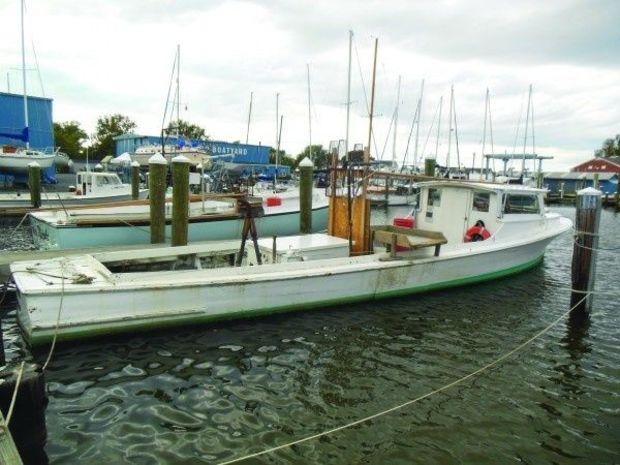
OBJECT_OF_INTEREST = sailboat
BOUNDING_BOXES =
[0,0,56,174]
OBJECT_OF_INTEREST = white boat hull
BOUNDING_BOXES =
[0,189,149,209]
[13,219,569,346]
[0,152,56,173]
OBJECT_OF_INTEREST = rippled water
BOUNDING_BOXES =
[1,206,619,464]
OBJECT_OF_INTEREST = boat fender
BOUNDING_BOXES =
[464,220,491,242]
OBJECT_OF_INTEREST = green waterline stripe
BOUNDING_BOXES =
[27,254,544,346]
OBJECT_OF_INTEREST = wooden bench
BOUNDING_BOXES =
[371,225,447,257]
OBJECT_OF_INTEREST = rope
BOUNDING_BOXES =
[11,213,29,234]
[3,361,25,427]
[41,261,65,372]
[217,293,591,465]
[572,237,620,253]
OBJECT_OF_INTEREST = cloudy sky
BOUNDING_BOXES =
[1,0,618,170]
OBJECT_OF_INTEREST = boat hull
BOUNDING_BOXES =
[15,232,557,346]
[0,152,56,173]
[30,204,329,249]
[0,190,148,209]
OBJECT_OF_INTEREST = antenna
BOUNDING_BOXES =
[307,63,313,161]
[245,91,253,144]
[434,95,443,160]
[413,79,424,169]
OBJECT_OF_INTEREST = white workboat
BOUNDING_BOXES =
[0,171,148,210]
[11,181,571,345]
[28,187,329,249]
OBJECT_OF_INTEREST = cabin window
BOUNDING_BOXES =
[472,192,490,212]
[503,194,540,214]
[427,188,441,207]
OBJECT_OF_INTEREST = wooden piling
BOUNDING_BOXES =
[615,175,620,211]
[0,363,48,464]
[570,187,602,314]
[131,161,140,201]
[424,158,436,177]
[171,155,190,247]
[27,162,41,209]
[148,153,167,244]
[384,175,389,205]
[593,173,599,189]
[299,157,314,234]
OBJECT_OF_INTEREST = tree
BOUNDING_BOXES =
[166,119,208,141]
[92,114,137,159]
[294,144,330,170]
[594,134,620,158]
[269,147,295,167]
[53,121,87,159]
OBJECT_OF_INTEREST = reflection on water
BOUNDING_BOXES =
[0,206,618,464]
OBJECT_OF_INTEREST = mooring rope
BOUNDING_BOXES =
[217,293,591,465]
[41,261,65,372]
[572,237,620,253]
[3,361,25,427]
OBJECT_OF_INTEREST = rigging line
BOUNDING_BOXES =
[3,361,25,427]
[420,98,440,162]
[217,293,591,465]
[512,91,526,155]
[400,101,420,171]
[380,107,397,161]
[353,39,380,157]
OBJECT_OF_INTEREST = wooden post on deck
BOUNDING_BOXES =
[299,157,314,234]
[424,158,436,177]
[171,155,190,247]
[148,153,168,244]
[0,363,48,464]
[27,162,41,209]
[131,161,140,200]
[570,187,602,314]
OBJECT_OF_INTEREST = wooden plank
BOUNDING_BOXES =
[0,411,24,465]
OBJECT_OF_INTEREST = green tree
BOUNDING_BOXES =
[295,144,329,169]
[92,114,137,159]
[166,120,208,141]
[269,147,295,167]
[595,134,620,158]
[53,121,87,159]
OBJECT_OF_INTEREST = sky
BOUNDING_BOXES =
[1,0,619,171]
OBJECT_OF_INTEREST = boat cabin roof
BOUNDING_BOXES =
[416,180,547,194]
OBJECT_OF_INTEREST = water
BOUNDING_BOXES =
[1,206,619,464]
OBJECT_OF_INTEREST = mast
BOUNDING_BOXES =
[307,63,313,161]
[6,72,10,93]
[521,84,532,176]
[275,115,283,188]
[434,95,443,160]
[21,0,29,148]
[481,88,489,177]
[176,44,180,143]
[446,85,454,168]
[453,86,461,170]
[245,91,253,144]
[392,75,401,166]
[275,92,279,150]
[413,79,424,170]
[345,30,353,161]
[365,38,378,195]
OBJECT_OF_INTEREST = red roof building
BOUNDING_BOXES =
[571,156,620,173]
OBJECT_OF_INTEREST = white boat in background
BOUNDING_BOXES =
[12,181,571,345]
[28,186,329,249]
[0,170,148,210]
[0,146,56,174]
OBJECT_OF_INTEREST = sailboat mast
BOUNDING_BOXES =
[365,38,378,196]
[481,88,489,176]
[413,79,424,170]
[434,96,443,160]
[176,44,180,142]
[307,63,313,161]
[245,91,253,144]
[21,0,29,148]
[521,84,532,176]
[345,30,353,161]
[392,75,401,166]
[446,85,454,168]
[275,92,279,149]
